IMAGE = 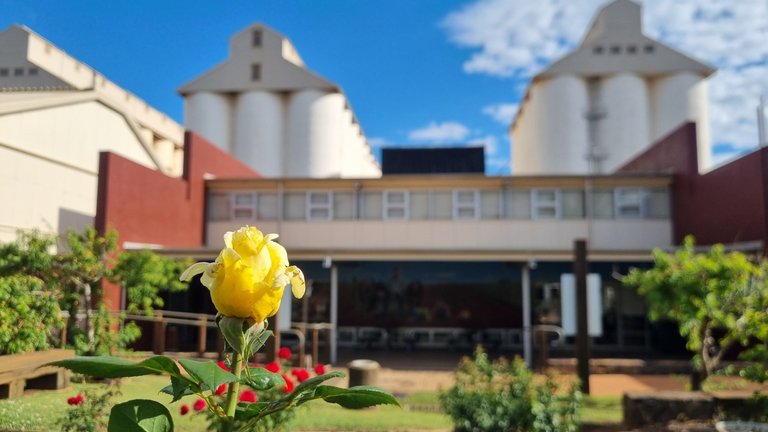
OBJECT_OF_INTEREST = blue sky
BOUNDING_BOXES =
[2,0,766,174]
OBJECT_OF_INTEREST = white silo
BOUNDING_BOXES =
[651,71,711,170]
[179,24,381,178]
[601,73,650,171]
[510,0,714,175]
[184,92,232,152]
[234,90,284,177]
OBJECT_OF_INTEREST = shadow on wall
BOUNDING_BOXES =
[58,207,93,237]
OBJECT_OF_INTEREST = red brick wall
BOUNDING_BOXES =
[95,132,258,308]
[618,123,768,247]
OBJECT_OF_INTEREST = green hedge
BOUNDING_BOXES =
[0,275,61,355]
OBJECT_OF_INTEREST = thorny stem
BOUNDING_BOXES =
[222,351,244,432]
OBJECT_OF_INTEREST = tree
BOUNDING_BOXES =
[110,249,190,315]
[623,236,768,389]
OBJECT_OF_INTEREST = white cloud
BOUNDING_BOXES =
[482,103,519,125]
[408,121,470,143]
[443,0,768,157]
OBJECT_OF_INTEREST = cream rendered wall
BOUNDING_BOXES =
[185,92,232,152]
[0,145,96,242]
[234,91,284,177]
[206,219,672,256]
[0,101,155,170]
[601,73,650,172]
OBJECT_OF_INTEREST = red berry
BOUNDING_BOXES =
[314,363,327,375]
[282,374,294,393]
[277,347,292,360]
[239,389,257,403]
[193,398,207,412]
[265,361,280,373]
[180,404,190,415]
[215,383,227,396]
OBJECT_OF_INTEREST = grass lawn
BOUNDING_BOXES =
[0,375,621,431]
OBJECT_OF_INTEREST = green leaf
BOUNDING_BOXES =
[313,385,401,409]
[246,327,272,353]
[234,402,268,421]
[177,358,238,392]
[47,355,181,378]
[218,316,248,352]
[291,370,345,396]
[243,367,285,390]
[108,399,173,432]
[159,377,196,402]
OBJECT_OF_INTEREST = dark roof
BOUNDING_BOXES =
[382,147,485,175]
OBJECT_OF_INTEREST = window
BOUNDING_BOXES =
[307,191,332,220]
[592,46,604,54]
[13,67,23,76]
[614,188,646,219]
[208,193,230,221]
[432,191,453,220]
[251,64,261,81]
[252,29,262,47]
[644,44,654,53]
[561,190,585,219]
[610,45,621,54]
[383,190,409,220]
[531,189,561,219]
[0,68,7,77]
[257,193,278,220]
[453,190,479,219]
[334,192,354,220]
[480,190,501,219]
[591,189,614,219]
[231,192,255,219]
[360,191,382,220]
[504,189,531,219]
[410,191,429,220]
[646,189,671,218]
[284,192,306,220]
[626,45,637,54]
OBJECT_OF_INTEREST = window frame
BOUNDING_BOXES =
[614,187,647,219]
[383,190,410,220]
[531,188,561,219]
[230,192,256,220]
[452,189,480,220]
[306,191,333,220]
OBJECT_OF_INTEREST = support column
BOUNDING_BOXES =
[522,264,532,368]
[574,239,590,394]
[330,264,338,364]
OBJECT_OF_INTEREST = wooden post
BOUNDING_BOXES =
[574,239,590,394]
[197,315,208,357]
[153,311,165,355]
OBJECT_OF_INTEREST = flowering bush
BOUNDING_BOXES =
[61,382,121,432]
[185,346,329,432]
[440,347,581,432]
[49,226,398,432]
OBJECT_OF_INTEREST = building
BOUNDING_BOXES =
[511,0,714,175]
[0,25,185,243]
[179,24,380,179]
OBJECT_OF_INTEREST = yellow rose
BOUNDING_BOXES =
[181,226,305,322]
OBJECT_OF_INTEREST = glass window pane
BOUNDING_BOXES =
[647,189,670,218]
[591,190,613,219]
[257,193,278,220]
[410,191,429,220]
[208,193,230,221]
[233,208,253,219]
[284,193,305,220]
[561,190,584,219]
[233,193,253,206]
[309,192,330,205]
[504,189,530,219]
[361,192,382,220]
[334,192,354,220]
[480,190,500,219]
[432,191,452,219]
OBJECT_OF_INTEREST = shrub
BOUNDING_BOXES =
[440,347,581,432]
[0,275,61,355]
[60,380,121,432]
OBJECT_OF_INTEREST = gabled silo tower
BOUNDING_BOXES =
[179,24,381,178]
[511,0,714,175]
